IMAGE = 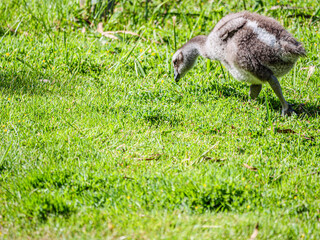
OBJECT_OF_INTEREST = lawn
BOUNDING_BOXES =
[0,0,320,239]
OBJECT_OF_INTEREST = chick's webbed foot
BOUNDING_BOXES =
[282,104,296,117]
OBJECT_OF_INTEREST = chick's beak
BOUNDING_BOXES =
[174,69,180,82]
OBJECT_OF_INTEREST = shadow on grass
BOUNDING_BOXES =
[257,95,320,119]
[0,26,16,37]
[208,81,248,101]
[194,80,320,118]
[0,71,49,96]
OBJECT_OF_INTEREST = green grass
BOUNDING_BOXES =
[1,0,320,239]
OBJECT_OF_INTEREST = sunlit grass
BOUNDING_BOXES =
[0,0,320,239]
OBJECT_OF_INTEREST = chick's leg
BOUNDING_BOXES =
[249,84,262,100]
[267,75,294,116]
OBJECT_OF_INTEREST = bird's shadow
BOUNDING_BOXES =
[200,81,319,118]
[258,96,319,118]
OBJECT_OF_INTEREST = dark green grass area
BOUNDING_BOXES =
[1,0,320,239]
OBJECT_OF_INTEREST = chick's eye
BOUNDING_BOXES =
[173,60,177,66]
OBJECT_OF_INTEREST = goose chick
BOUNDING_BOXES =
[172,11,306,116]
